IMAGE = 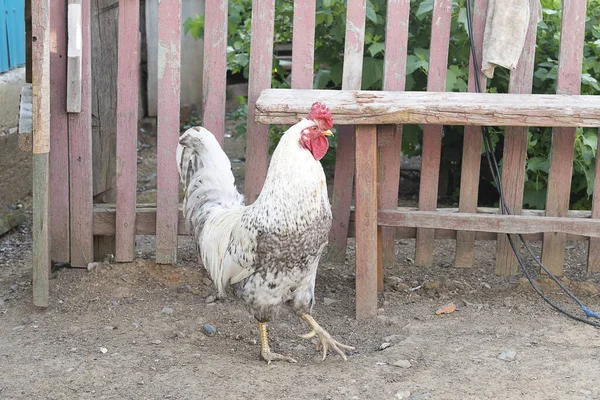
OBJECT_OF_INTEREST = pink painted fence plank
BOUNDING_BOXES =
[156,0,181,264]
[115,0,139,262]
[588,129,600,273]
[49,0,70,262]
[495,5,539,275]
[202,0,228,144]
[244,0,276,203]
[327,0,367,262]
[454,0,487,268]
[378,0,410,272]
[68,0,93,267]
[541,0,587,275]
[415,0,452,267]
[291,0,316,89]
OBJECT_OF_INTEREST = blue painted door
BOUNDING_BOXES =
[0,0,25,73]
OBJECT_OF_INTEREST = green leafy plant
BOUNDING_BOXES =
[185,0,599,209]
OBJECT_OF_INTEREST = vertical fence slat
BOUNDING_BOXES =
[66,0,82,112]
[32,0,50,306]
[355,125,379,319]
[541,0,587,276]
[378,0,410,276]
[156,0,181,264]
[454,0,487,268]
[244,0,276,203]
[414,0,452,267]
[49,0,70,262]
[495,6,539,275]
[202,0,228,143]
[588,131,600,273]
[291,0,315,89]
[68,0,93,267]
[115,0,139,262]
[327,0,367,263]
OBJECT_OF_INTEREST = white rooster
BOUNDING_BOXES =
[177,102,354,364]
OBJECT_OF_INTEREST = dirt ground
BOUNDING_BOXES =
[2,126,600,400]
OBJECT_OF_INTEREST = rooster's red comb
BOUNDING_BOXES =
[307,101,334,130]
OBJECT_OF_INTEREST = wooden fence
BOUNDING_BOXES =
[29,0,600,317]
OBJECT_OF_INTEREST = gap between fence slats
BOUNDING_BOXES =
[327,0,367,263]
[588,129,600,272]
[378,0,410,275]
[202,0,227,144]
[354,125,379,319]
[291,0,315,89]
[454,0,487,268]
[495,4,540,275]
[415,0,453,267]
[541,0,587,276]
[115,0,139,262]
[68,0,93,268]
[49,0,70,262]
[156,0,181,264]
[244,0,276,204]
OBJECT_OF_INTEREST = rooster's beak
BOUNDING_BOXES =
[323,130,333,137]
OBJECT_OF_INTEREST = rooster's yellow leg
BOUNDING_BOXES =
[257,322,297,365]
[300,314,354,361]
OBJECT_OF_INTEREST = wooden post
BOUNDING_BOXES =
[66,0,82,113]
[454,0,486,268]
[588,132,600,273]
[115,0,140,262]
[202,0,228,143]
[291,0,316,89]
[244,0,276,203]
[49,0,70,263]
[354,125,379,319]
[415,0,452,267]
[494,3,539,275]
[378,0,410,275]
[156,0,181,264]
[541,0,587,276]
[327,0,366,263]
[68,0,93,267]
[31,0,51,306]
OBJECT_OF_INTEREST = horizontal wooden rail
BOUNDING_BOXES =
[378,210,600,238]
[255,89,600,127]
[93,204,595,241]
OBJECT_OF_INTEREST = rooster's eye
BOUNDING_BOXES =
[311,126,317,131]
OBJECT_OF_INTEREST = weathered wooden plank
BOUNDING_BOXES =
[202,0,227,143]
[378,0,410,272]
[31,0,51,306]
[379,210,600,238]
[495,3,539,275]
[255,90,600,127]
[68,0,93,267]
[66,0,82,113]
[92,205,592,242]
[156,0,181,264]
[244,0,276,203]
[291,0,315,89]
[49,0,70,262]
[115,0,140,262]
[18,85,33,153]
[541,0,587,276]
[454,0,487,268]
[327,0,367,263]
[0,209,26,237]
[588,131,600,273]
[415,0,453,267]
[327,125,356,263]
[354,125,379,319]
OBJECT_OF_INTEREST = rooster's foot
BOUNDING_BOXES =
[258,322,297,365]
[300,314,354,361]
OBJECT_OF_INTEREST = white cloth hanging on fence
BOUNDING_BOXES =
[481,0,542,79]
